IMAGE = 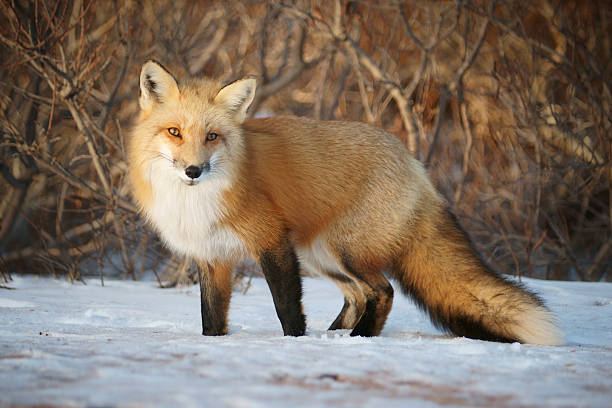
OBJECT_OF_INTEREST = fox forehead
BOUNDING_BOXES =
[150,94,228,132]
[139,76,241,136]
[179,77,223,98]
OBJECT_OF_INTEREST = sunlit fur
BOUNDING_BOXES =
[128,61,563,345]
[129,62,251,262]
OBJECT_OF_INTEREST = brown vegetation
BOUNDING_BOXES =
[0,0,610,283]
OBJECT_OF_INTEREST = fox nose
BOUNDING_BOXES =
[185,165,202,179]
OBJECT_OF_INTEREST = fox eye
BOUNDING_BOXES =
[206,132,219,142]
[167,127,181,138]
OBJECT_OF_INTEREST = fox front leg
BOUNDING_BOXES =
[258,238,306,336]
[196,260,232,336]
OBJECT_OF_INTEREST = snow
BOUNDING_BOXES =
[1,275,611,407]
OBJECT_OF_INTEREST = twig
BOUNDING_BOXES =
[0,255,11,283]
[543,212,588,281]
[488,215,521,280]
[453,99,473,204]
[342,36,417,151]
[426,15,490,167]
[424,85,450,167]
[252,21,324,113]
[584,238,612,282]
[2,239,99,262]
[12,140,136,213]
[188,8,228,75]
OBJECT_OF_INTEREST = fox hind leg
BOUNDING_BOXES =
[339,254,394,337]
[350,283,394,337]
[325,274,366,330]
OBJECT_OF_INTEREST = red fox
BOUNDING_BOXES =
[128,60,563,345]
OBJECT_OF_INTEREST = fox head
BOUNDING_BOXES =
[131,60,256,188]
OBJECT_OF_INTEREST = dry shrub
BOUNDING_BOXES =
[0,0,609,283]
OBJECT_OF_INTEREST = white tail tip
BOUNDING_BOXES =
[513,306,564,346]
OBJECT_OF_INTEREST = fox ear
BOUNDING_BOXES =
[139,60,179,111]
[214,77,257,123]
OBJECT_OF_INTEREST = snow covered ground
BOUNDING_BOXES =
[1,275,611,407]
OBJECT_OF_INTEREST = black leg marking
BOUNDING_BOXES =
[259,238,306,336]
[350,295,383,337]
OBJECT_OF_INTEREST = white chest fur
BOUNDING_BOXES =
[144,168,248,262]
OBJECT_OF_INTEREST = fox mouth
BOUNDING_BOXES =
[183,179,200,186]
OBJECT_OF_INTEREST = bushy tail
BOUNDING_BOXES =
[395,208,564,346]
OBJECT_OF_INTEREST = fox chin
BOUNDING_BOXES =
[127,60,564,346]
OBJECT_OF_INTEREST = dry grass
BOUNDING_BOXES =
[0,0,610,283]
